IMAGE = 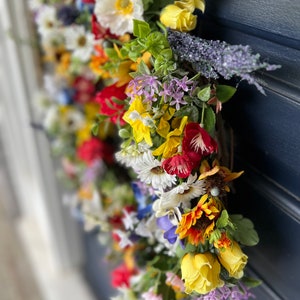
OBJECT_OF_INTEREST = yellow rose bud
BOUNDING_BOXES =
[160,4,197,32]
[181,252,224,295]
[217,241,248,279]
[175,0,206,13]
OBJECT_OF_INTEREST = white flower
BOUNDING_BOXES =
[152,174,206,217]
[132,151,177,190]
[35,5,61,36]
[43,105,59,132]
[115,142,150,168]
[94,0,144,35]
[135,214,157,239]
[61,108,85,132]
[27,0,45,12]
[113,229,133,248]
[40,27,65,52]
[64,25,94,62]
[122,209,139,230]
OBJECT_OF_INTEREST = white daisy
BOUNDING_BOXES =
[40,27,65,52]
[64,25,94,62]
[61,108,85,133]
[115,142,150,168]
[35,5,61,37]
[132,151,177,190]
[43,105,60,133]
[152,174,206,217]
[94,0,144,36]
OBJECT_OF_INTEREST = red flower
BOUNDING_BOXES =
[111,263,136,288]
[95,83,127,125]
[91,14,119,40]
[162,153,194,178]
[72,76,95,104]
[77,137,114,165]
[182,123,218,159]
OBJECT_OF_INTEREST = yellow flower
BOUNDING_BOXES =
[152,116,188,158]
[181,252,223,294]
[175,0,205,13]
[160,4,197,32]
[217,241,248,279]
[123,96,153,146]
[155,105,176,138]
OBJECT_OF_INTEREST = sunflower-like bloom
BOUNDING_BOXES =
[175,194,220,245]
[199,160,244,197]
[181,252,223,294]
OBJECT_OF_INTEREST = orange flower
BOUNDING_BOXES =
[175,194,220,245]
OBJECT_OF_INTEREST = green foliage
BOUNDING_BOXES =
[197,85,211,102]
[216,85,237,103]
[133,19,151,38]
[203,106,216,134]
[229,214,259,246]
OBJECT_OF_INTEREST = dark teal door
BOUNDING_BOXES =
[202,1,300,299]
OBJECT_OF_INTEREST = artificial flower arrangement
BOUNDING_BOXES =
[29,0,280,299]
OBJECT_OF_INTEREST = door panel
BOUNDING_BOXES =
[203,1,300,299]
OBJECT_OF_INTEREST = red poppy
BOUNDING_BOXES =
[77,137,114,165]
[182,123,218,159]
[162,153,194,178]
[72,76,95,103]
[95,83,127,125]
[111,263,136,288]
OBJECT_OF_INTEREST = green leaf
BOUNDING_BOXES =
[119,128,131,139]
[216,210,229,228]
[203,106,216,135]
[216,85,237,103]
[242,276,262,288]
[133,19,151,38]
[197,86,211,102]
[209,229,221,244]
[138,60,151,75]
[91,124,99,136]
[230,214,259,246]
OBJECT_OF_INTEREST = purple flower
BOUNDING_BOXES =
[127,75,162,103]
[159,76,194,110]
[156,215,178,244]
[167,29,280,94]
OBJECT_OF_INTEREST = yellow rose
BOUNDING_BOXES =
[160,4,197,32]
[217,241,248,279]
[175,0,205,13]
[181,252,224,295]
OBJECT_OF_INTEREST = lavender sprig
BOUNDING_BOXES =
[167,29,280,94]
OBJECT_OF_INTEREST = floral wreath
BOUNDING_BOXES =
[29,0,280,299]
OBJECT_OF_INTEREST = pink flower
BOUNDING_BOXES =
[141,289,163,300]
[95,83,127,125]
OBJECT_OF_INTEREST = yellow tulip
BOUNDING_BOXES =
[181,252,224,294]
[175,0,206,13]
[217,241,248,279]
